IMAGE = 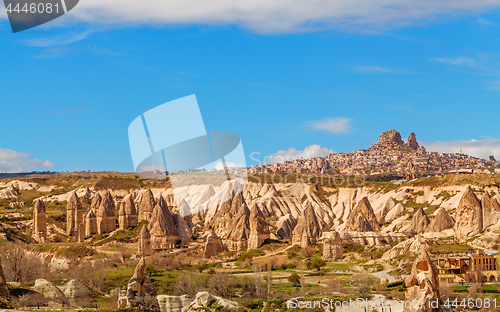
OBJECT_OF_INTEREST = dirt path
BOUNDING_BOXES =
[370,269,398,283]
[253,245,294,260]
[157,244,202,256]
[469,243,498,255]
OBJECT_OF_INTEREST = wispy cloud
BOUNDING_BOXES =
[263,144,336,165]
[33,47,70,59]
[353,66,409,74]
[83,46,122,56]
[243,82,277,88]
[476,17,494,27]
[430,56,477,67]
[51,108,90,115]
[24,30,93,48]
[0,148,55,173]
[422,139,500,160]
[487,80,500,91]
[7,1,500,34]
[307,117,352,134]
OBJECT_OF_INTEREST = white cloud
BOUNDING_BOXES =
[422,139,500,160]
[24,30,93,47]
[487,80,500,91]
[0,148,55,173]
[307,117,351,134]
[353,66,404,73]
[263,144,335,165]
[430,56,477,67]
[9,0,500,34]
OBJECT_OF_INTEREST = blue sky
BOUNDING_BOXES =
[1,1,500,172]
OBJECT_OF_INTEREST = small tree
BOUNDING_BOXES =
[288,273,301,287]
[311,258,326,271]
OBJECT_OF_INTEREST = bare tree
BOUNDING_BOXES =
[69,260,104,291]
[209,272,235,299]
[253,264,265,299]
[301,246,315,258]
[2,242,45,283]
[17,292,44,309]
[175,272,208,296]
[267,264,271,300]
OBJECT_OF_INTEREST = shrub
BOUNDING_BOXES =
[311,258,326,271]
[288,272,301,287]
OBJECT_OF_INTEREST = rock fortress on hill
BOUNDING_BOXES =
[0,130,499,311]
[249,130,499,178]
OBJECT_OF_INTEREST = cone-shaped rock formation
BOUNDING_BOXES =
[292,203,322,247]
[455,187,483,242]
[425,207,455,233]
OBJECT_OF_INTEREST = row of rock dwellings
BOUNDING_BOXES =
[118,195,139,230]
[66,189,139,240]
[454,187,500,242]
[201,192,270,254]
[82,191,117,237]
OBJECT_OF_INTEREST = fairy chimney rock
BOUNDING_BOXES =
[346,197,381,232]
[119,195,138,230]
[454,187,483,243]
[322,231,343,261]
[138,225,152,257]
[148,197,178,251]
[204,229,225,258]
[33,199,47,243]
[292,203,322,248]
[248,204,270,250]
[138,189,155,222]
[404,249,442,312]
[225,196,251,252]
[121,257,159,310]
[411,208,430,234]
[425,207,455,233]
[481,191,500,228]
[85,209,97,236]
[67,192,83,236]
